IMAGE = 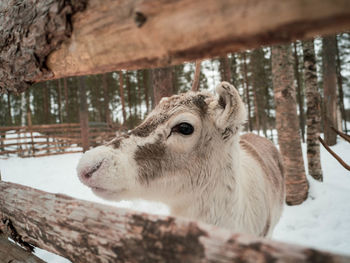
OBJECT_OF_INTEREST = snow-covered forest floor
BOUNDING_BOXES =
[1,136,350,262]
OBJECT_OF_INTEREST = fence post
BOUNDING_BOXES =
[78,76,89,152]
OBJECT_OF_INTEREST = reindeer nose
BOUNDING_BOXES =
[81,160,104,181]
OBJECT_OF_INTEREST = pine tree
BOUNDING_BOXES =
[271,44,309,205]
[219,56,231,82]
[335,34,348,133]
[293,42,305,142]
[240,52,252,131]
[152,67,173,105]
[322,35,338,146]
[250,48,270,136]
[118,71,127,124]
[302,39,323,181]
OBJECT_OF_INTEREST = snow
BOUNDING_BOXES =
[0,137,349,262]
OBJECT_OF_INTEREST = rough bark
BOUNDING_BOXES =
[302,40,323,181]
[322,36,338,146]
[0,0,87,93]
[2,0,350,93]
[293,42,305,143]
[271,44,309,205]
[152,67,173,105]
[78,76,89,152]
[191,60,202,92]
[219,56,232,82]
[1,181,349,263]
[335,36,347,133]
[0,236,46,263]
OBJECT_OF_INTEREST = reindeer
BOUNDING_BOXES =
[77,82,285,237]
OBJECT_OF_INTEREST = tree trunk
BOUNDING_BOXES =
[335,35,347,134]
[102,74,111,125]
[242,52,252,132]
[152,67,173,105]
[57,79,63,123]
[136,71,142,118]
[302,39,323,181]
[126,72,132,118]
[43,82,50,124]
[322,35,338,146]
[78,76,89,152]
[118,71,127,124]
[142,69,150,113]
[219,56,232,82]
[250,48,268,137]
[252,83,260,134]
[293,42,305,143]
[1,181,349,263]
[63,78,69,122]
[191,60,202,91]
[7,94,13,125]
[271,44,309,205]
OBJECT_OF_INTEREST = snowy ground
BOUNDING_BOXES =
[0,137,350,262]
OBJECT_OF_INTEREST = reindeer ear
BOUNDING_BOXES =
[213,82,246,136]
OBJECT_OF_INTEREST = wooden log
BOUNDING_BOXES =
[0,181,349,263]
[0,0,87,94]
[0,236,46,263]
[2,0,350,93]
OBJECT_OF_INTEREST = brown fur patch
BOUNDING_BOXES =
[191,94,209,116]
[131,114,170,138]
[134,141,166,184]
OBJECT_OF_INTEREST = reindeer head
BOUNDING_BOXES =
[77,82,246,206]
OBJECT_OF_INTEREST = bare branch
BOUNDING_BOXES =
[318,136,350,171]
[331,126,350,143]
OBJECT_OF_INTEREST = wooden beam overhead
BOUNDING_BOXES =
[1,181,350,262]
[1,0,350,93]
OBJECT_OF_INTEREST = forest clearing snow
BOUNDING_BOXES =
[0,137,350,262]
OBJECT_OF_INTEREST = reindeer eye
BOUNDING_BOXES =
[172,122,194,135]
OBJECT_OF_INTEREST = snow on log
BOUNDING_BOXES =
[1,181,350,263]
[1,0,350,94]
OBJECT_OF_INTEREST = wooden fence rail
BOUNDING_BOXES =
[0,123,118,158]
[2,0,350,93]
[0,180,349,263]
